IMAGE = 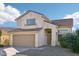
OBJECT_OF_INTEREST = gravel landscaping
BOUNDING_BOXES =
[15,46,79,56]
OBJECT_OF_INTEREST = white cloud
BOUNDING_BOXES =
[0,3,21,24]
[5,5,20,17]
[63,12,79,30]
[63,12,79,25]
[0,3,5,11]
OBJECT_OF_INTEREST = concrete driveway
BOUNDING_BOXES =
[0,47,5,56]
[1,46,79,56]
[15,46,79,56]
[0,46,45,56]
[0,47,30,56]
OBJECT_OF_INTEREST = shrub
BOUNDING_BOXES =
[0,30,2,37]
[58,30,79,53]
[3,39,10,46]
[58,33,77,48]
[58,34,68,48]
[0,30,2,45]
[0,44,4,47]
[76,30,79,36]
[72,30,79,53]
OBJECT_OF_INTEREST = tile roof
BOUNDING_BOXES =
[51,18,73,27]
[15,10,56,25]
[9,28,42,32]
[15,10,49,21]
[0,27,21,31]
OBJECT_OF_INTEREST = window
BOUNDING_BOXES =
[27,19,36,25]
[59,30,68,33]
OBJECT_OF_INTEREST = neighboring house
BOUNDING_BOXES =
[0,27,15,46]
[0,10,73,48]
[52,18,73,34]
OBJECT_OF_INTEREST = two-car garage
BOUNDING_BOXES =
[10,28,42,48]
[13,34,35,48]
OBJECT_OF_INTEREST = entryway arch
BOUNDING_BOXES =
[44,28,52,46]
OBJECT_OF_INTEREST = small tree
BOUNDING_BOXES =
[58,29,79,53]
[0,30,2,44]
[76,30,79,36]
[0,30,2,37]
[72,30,79,53]
[0,30,3,47]
[3,39,10,46]
[58,33,77,48]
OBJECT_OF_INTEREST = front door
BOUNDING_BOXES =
[45,29,52,46]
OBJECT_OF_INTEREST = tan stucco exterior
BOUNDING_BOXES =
[16,12,45,29]
[43,22,58,46]
[0,11,59,47]
[14,11,58,47]
[0,11,73,47]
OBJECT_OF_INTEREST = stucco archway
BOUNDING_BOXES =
[44,28,52,46]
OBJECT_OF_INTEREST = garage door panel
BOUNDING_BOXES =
[13,34,35,47]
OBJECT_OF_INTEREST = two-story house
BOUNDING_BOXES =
[0,10,73,48]
[0,10,57,48]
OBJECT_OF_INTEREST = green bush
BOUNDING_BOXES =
[0,44,4,47]
[3,39,10,46]
[76,30,79,36]
[58,33,77,48]
[58,30,79,53]
[72,30,79,53]
[0,30,2,45]
[58,34,68,48]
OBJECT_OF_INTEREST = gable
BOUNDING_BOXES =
[15,11,46,28]
[15,10,49,21]
[19,11,44,26]
[15,10,56,29]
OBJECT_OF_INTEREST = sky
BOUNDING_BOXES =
[0,3,79,30]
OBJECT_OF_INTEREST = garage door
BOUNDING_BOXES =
[13,34,35,47]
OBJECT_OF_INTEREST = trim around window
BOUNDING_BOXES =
[26,19,36,26]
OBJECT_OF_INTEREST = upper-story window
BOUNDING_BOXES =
[26,19,36,25]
